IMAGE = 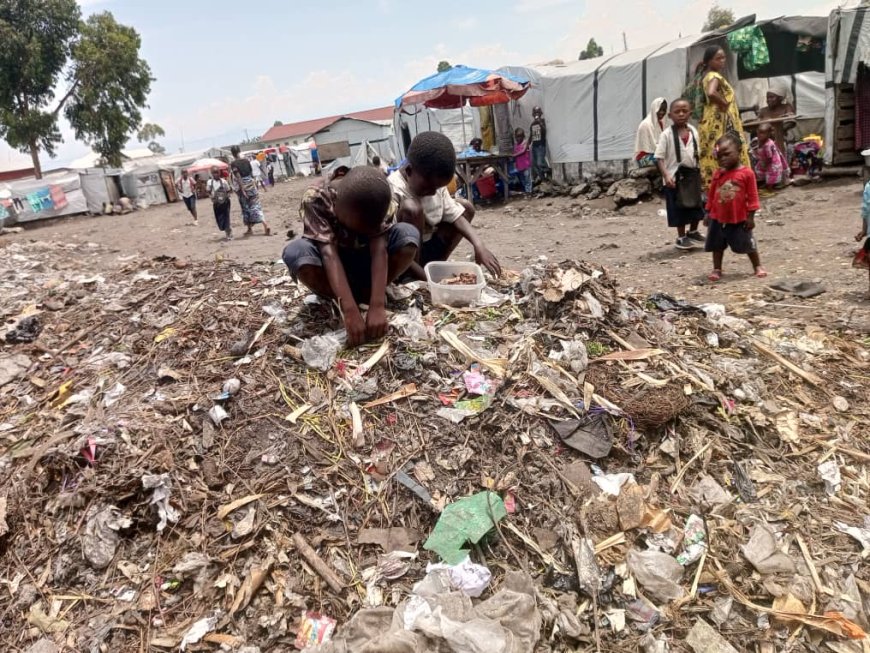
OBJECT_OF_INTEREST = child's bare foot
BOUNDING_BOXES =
[264,226,272,236]
[754,266,768,278]
[708,269,722,282]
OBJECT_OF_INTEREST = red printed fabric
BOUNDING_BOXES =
[705,166,760,224]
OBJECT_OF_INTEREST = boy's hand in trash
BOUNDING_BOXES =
[365,305,387,341]
[475,246,501,278]
[344,310,367,347]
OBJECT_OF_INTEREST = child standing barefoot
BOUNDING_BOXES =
[853,180,870,296]
[705,133,767,281]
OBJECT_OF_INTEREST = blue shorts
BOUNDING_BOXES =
[183,195,196,212]
[283,223,419,300]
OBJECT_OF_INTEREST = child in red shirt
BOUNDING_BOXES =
[705,133,767,281]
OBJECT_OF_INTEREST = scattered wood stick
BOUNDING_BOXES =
[292,533,344,593]
[795,534,830,596]
[361,383,417,409]
[752,340,823,388]
[670,441,712,493]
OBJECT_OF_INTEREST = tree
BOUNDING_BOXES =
[437,60,452,73]
[0,2,152,177]
[0,0,80,177]
[579,38,604,61]
[703,5,735,31]
[137,122,165,154]
[65,13,153,168]
[273,120,284,127]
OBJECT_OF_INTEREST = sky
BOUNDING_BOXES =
[0,0,850,170]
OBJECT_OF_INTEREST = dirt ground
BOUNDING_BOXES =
[5,174,869,332]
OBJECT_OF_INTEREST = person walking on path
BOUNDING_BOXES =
[176,168,198,225]
[230,146,272,237]
[697,46,751,188]
[207,166,233,240]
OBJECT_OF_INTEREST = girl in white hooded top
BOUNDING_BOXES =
[634,97,669,167]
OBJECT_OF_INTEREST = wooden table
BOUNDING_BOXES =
[455,154,512,202]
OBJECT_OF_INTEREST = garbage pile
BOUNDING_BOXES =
[1,237,869,653]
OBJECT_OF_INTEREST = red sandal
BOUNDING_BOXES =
[708,269,722,282]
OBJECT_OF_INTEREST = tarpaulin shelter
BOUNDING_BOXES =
[501,15,828,177]
[825,5,870,163]
[0,171,88,223]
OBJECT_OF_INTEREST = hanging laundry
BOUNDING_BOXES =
[727,26,770,71]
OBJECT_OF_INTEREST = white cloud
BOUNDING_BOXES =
[515,0,572,13]
[455,17,479,31]
[181,42,525,144]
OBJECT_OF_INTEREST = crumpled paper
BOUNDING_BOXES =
[419,556,492,598]
[142,473,180,532]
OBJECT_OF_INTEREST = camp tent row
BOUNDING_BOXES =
[394,12,863,176]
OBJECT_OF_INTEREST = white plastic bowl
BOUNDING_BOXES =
[424,261,486,307]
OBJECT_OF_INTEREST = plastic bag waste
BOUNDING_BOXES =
[142,473,180,532]
[424,492,507,565]
[741,524,795,574]
[550,413,613,458]
[547,338,589,373]
[626,549,685,602]
[81,504,131,569]
[300,331,346,371]
[419,556,492,598]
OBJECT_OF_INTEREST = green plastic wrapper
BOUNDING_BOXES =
[423,491,507,565]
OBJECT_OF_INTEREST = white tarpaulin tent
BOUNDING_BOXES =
[0,171,89,223]
[78,168,123,214]
[394,106,481,160]
[502,17,828,168]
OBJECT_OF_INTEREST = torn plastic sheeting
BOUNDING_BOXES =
[81,504,132,569]
[834,520,870,555]
[818,460,842,495]
[547,338,589,374]
[591,469,635,496]
[424,491,507,565]
[626,549,685,602]
[550,413,613,458]
[391,307,432,341]
[180,612,220,651]
[142,473,180,532]
[422,556,492,598]
[102,381,126,408]
[300,331,346,372]
[305,571,540,653]
[740,524,795,574]
[208,404,229,426]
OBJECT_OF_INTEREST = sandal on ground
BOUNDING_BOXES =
[754,266,768,278]
[708,269,722,282]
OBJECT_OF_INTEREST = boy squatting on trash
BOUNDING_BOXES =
[282,166,421,346]
[388,131,501,281]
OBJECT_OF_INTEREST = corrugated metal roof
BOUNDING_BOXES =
[260,106,394,142]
